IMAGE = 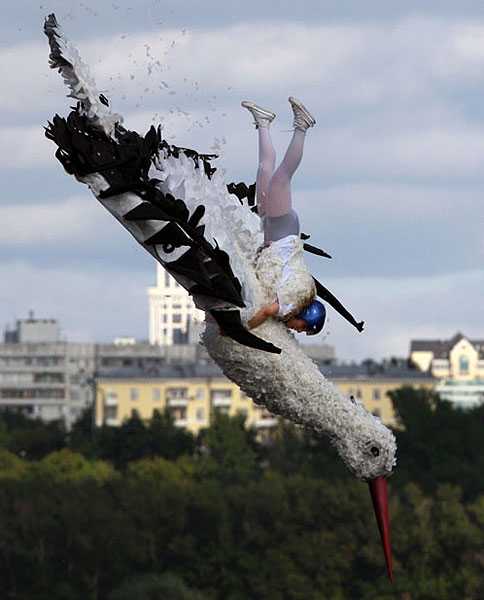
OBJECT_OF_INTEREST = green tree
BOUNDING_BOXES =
[389,386,484,499]
[197,412,259,484]
[34,449,116,483]
[0,448,27,479]
[68,406,96,457]
[148,409,195,460]
[109,572,208,600]
[7,419,66,460]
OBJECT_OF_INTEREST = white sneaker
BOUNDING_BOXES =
[241,100,276,129]
[288,96,316,131]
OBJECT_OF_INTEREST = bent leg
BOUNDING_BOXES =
[266,128,306,218]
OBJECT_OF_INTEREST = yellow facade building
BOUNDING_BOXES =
[410,332,484,408]
[96,363,276,435]
[95,361,435,433]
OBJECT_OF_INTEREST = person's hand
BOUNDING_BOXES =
[247,302,279,330]
[286,316,307,333]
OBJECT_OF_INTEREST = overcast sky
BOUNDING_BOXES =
[0,0,483,361]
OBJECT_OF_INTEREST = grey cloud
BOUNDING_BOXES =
[311,269,484,361]
[299,183,482,278]
[0,260,151,343]
[4,1,484,47]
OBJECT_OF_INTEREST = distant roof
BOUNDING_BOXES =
[98,361,434,382]
[410,333,484,358]
[98,361,225,380]
[320,364,435,381]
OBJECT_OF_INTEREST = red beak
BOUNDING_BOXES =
[368,477,393,582]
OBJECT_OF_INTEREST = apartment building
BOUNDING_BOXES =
[0,316,211,429]
[148,265,204,346]
[95,363,277,434]
[0,315,95,427]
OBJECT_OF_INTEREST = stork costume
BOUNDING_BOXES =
[43,14,396,580]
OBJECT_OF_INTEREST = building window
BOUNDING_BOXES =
[195,388,205,400]
[105,405,117,419]
[173,303,182,310]
[167,387,188,400]
[130,388,139,401]
[210,389,232,401]
[196,407,205,421]
[459,356,469,374]
[173,328,186,344]
[152,388,161,402]
[162,314,167,323]
[372,388,381,401]
[172,314,182,323]
[356,388,362,399]
[169,406,186,420]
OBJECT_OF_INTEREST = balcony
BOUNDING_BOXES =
[167,397,189,407]
[105,395,118,407]
[213,398,231,408]
[211,390,232,407]
[166,387,189,407]
[255,418,278,428]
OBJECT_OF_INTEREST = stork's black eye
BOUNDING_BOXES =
[371,446,380,457]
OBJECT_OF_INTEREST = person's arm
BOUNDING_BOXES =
[247,302,279,330]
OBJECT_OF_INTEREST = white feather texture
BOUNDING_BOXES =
[45,14,121,137]
[149,152,264,314]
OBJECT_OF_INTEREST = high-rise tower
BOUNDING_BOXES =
[148,264,204,346]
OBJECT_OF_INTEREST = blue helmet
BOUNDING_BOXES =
[297,300,326,336]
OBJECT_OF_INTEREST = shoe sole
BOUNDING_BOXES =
[288,96,316,126]
[241,100,276,120]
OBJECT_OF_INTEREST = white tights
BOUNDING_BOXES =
[256,127,306,218]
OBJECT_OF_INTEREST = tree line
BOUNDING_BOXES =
[0,387,482,599]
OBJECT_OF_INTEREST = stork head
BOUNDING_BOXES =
[333,400,396,479]
[331,401,397,581]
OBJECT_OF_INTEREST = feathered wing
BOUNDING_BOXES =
[44,13,278,354]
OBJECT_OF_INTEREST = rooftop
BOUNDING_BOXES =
[98,360,434,382]
[410,333,484,359]
[98,362,225,380]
